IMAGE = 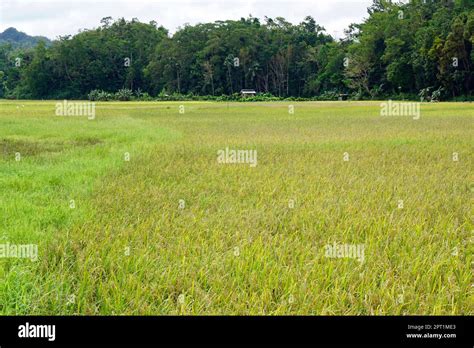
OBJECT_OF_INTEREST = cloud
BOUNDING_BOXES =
[0,0,371,39]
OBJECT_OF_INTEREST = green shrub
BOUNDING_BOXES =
[115,88,133,101]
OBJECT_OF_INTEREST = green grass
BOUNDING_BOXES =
[0,100,472,315]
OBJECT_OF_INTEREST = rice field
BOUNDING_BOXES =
[0,100,472,315]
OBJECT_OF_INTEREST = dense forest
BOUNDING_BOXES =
[0,0,472,101]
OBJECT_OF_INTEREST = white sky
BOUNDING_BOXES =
[0,0,373,40]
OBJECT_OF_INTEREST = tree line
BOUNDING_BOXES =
[0,0,472,101]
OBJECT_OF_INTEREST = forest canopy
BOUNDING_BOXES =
[0,0,472,100]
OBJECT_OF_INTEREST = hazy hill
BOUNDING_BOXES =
[0,27,51,48]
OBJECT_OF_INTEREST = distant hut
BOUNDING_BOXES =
[240,89,257,98]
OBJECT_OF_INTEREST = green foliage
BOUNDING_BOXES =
[346,0,473,98]
[88,89,114,101]
[115,88,133,101]
[1,1,473,100]
[87,89,101,101]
